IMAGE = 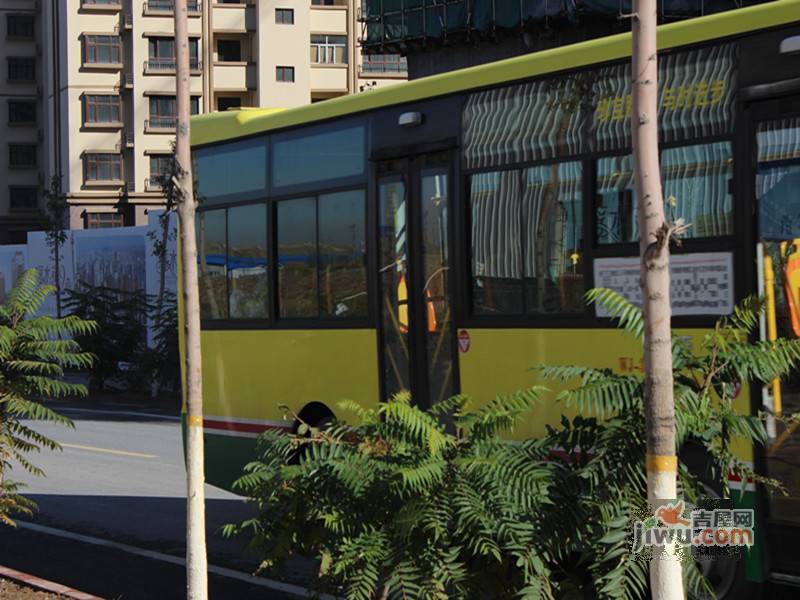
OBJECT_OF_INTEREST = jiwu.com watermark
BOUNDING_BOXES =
[632,500,754,554]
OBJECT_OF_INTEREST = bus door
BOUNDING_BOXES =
[376,151,458,408]
[751,94,800,575]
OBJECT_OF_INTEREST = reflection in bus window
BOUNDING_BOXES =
[758,118,800,240]
[470,170,524,314]
[662,141,733,238]
[596,143,733,244]
[596,154,636,244]
[319,190,367,318]
[197,209,228,319]
[272,123,365,189]
[523,162,583,314]
[278,197,317,318]
[193,137,267,204]
[228,203,268,319]
[470,162,583,315]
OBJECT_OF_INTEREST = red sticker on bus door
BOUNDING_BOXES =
[458,330,470,353]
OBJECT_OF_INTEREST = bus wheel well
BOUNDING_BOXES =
[293,401,335,434]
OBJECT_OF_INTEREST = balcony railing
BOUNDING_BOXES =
[144,58,201,73]
[144,1,201,13]
[145,116,177,130]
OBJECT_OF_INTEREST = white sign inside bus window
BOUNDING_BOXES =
[593,252,734,317]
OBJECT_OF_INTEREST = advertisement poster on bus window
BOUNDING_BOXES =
[593,252,734,317]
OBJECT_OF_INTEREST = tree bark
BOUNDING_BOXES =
[174,1,208,598]
[631,1,683,598]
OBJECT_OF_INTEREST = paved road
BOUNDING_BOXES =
[1,401,316,599]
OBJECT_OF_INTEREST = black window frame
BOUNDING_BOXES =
[8,143,37,168]
[7,56,35,82]
[7,14,35,39]
[197,181,369,330]
[85,212,125,228]
[276,65,294,82]
[275,8,294,24]
[9,186,38,211]
[8,99,36,125]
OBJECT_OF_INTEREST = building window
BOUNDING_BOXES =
[278,190,366,319]
[276,65,294,82]
[310,34,347,64]
[84,35,122,65]
[147,95,199,129]
[147,37,199,71]
[361,54,407,73]
[86,213,125,229]
[7,57,35,82]
[275,8,294,24]
[8,99,36,124]
[9,186,37,210]
[8,143,37,168]
[84,153,122,182]
[84,95,121,124]
[217,96,241,111]
[470,161,584,315]
[311,0,346,5]
[82,0,122,6]
[216,39,241,62]
[149,154,172,188]
[7,15,35,39]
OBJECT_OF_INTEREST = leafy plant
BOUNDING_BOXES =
[0,269,95,525]
[229,289,799,599]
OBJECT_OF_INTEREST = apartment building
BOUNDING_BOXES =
[1,0,44,244]
[0,1,406,239]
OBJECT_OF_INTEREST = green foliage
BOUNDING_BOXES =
[230,289,798,599]
[0,269,95,525]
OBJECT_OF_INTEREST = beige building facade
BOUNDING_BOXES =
[0,0,405,239]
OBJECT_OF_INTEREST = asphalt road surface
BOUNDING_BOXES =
[0,400,316,599]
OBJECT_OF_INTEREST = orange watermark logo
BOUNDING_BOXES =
[632,500,754,554]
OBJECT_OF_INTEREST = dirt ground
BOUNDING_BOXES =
[0,579,68,599]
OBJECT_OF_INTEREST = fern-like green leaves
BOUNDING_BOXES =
[0,269,95,526]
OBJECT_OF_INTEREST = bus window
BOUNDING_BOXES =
[470,162,583,315]
[272,122,365,190]
[278,197,318,318]
[197,209,228,320]
[318,190,367,318]
[523,161,583,314]
[470,170,524,314]
[227,203,269,319]
[662,141,733,238]
[596,154,636,245]
[194,136,268,204]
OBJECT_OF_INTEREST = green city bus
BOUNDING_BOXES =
[185,1,800,596]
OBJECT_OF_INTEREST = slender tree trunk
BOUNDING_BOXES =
[631,2,683,598]
[174,1,208,598]
[54,239,61,318]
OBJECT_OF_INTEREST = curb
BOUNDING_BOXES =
[0,565,104,600]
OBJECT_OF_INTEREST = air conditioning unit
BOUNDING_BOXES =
[124,13,133,29]
[125,130,134,147]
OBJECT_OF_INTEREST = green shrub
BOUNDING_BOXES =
[0,269,95,525]
[228,290,799,599]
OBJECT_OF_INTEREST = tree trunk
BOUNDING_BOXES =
[174,1,208,598]
[631,1,683,598]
